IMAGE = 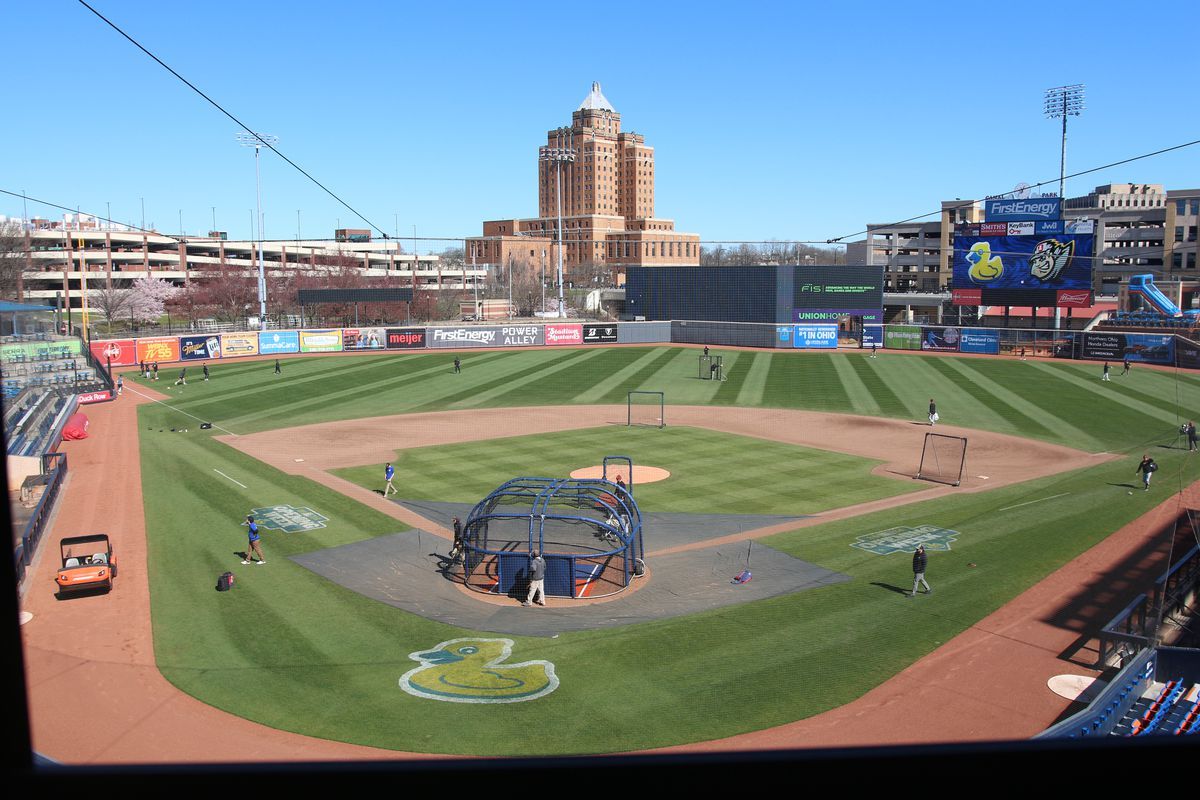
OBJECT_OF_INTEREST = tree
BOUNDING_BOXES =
[90,285,134,328]
[128,276,181,323]
[0,220,29,301]
[180,268,257,322]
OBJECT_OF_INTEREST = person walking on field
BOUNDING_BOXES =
[1136,453,1157,491]
[116,374,123,396]
[453,356,461,374]
[242,515,265,565]
[871,342,878,358]
[523,550,547,606]
[1122,357,1131,376]
[928,398,938,426]
[174,367,187,386]
[274,359,281,374]
[383,462,397,497]
[202,362,210,381]
[907,544,932,597]
[1102,361,1111,381]
[152,362,159,380]
[1187,421,1198,453]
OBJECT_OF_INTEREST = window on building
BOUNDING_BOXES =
[1178,199,1188,214]
[1190,226,1198,242]
[1177,227,1185,243]
[1192,200,1200,215]
[1173,253,1183,269]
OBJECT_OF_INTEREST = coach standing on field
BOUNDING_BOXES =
[907,544,931,597]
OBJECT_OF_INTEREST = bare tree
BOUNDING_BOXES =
[89,286,134,329]
[0,220,29,301]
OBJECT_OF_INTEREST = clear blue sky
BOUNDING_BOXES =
[4,0,1199,252]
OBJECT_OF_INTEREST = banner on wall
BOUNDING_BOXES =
[386,328,426,349]
[545,323,583,345]
[583,325,618,343]
[862,325,883,348]
[179,335,222,361]
[500,325,544,346]
[922,327,960,352]
[427,326,545,349]
[1082,332,1174,364]
[299,329,343,353]
[89,339,136,367]
[135,336,180,363]
[342,327,386,350]
[258,330,300,354]
[957,328,1000,355]
[792,324,839,349]
[884,325,922,351]
[221,333,260,357]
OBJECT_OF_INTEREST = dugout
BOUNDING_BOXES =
[461,469,645,600]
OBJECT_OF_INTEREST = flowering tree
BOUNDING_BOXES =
[128,276,181,323]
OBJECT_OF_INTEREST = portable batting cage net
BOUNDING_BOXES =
[461,471,645,599]
[916,433,967,486]
[627,390,665,428]
[699,354,724,381]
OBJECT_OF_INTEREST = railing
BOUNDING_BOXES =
[13,451,68,589]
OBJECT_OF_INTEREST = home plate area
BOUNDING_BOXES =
[290,499,848,637]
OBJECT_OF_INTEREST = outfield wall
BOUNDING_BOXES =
[82,322,1200,369]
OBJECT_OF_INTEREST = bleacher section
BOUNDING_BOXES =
[1098,311,1200,332]
[3,388,77,457]
[1,339,97,400]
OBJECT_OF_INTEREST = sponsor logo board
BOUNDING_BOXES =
[984,197,1062,221]
[258,330,299,354]
[428,327,498,349]
[980,223,1009,236]
[1055,289,1093,308]
[77,390,113,404]
[862,325,883,348]
[1065,219,1095,234]
[89,339,136,367]
[1007,221,1034,236]
[1082,332,1173,364]
[922,326,960,352]
[342,327,386,350]
[884,324,922,351]
[793,308,883,324]
[1035,221,1065,235]
[500,325,543,346]
[582,325,618,343]
[386,328,426,349]
[952,288,983,305]
[544,323,583,345]
[221,333,259,357]
[179,335,222,361]
[298,329,343,353]
[792,324,839,349]
[957,328,1000,355]
[135,336,180,363]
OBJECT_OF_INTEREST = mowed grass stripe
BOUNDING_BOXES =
[595,348,685,404]
[1027,360,1189,431]
[451,348,607,408]
[761,353,853,411]
[873,356,967,423]
[733,352,772,407]
[571,348,673,403]
[829,353,881,416]
[406,350,579,412]
[937,359,1078,444]
[709,352,748,404]
[847,356,909,417]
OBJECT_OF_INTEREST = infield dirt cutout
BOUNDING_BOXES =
[568,464,670,484]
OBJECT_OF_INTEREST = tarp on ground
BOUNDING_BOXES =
[61,413,89,440]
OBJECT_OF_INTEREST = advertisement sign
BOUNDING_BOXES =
[980,223,1008,236]
[500,325,544,347]
[89,339,136,367]
[342,327,386,350]
[386,328,426,349]
[545,323,583,346]
[77,389,113,404]
[428,327,498,349]
[1006,221,1035,236]
[922,326,961,352]
[794,266,884,314]
[135,336,180,364]
[957,328,1000,355]
[862,325,884,348]
[985,197,1062,221]
[583,325,618,343]
[792,324,839,349]
[221,333,259,357]
[793,308,883,324]
[179,335,222,361]
[1035,221,1064,236]
[298,329,343,353]
[258,330,299,354]
[953,232,1095,294]
[885,325,922,351]
[1066,219,1095,234]
[1082,333,1174,364]
[776,326,792,344]
[952,288,982,305]
[1055,289,1093,308]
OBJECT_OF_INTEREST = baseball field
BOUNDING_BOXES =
[52,347,1200,756]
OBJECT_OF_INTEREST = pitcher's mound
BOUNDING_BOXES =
[569,465,671,484]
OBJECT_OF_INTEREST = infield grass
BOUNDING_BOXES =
[133,347,1200,754]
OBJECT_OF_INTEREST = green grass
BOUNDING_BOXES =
[135,347,1200,755]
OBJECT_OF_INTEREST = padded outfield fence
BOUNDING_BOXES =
[461,474,645,599]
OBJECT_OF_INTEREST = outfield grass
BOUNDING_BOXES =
[133,348,1200,754]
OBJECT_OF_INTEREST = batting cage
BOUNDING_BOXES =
[916,432,967,486]
[461,462,645,599]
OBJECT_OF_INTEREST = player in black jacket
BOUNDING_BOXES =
[908,544,932,597]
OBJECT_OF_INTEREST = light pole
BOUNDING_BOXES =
[540,128,576,318]
[1044,85,1085,200]
[236,131,279,329]
[541,248,547,314]
[470,244,480,316]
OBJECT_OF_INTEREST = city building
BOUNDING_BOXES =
[1165,188,1200,275]
[5,214,483,311]
[465,82,701,285]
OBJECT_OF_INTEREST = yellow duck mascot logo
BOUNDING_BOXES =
[966,241,1004,283]
[400,638,559,703]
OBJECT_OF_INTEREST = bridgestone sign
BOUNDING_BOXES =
[427,326,545,349]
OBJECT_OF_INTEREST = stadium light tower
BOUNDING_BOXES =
[236,131,279,329]
[540,128,576,318]
[1044,84,1085,200]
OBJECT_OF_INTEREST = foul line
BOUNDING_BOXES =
[126,385,238,436]
[213,469,248,489]
[998,493,1071,513]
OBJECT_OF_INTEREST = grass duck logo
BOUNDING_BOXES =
[399,638,559,703]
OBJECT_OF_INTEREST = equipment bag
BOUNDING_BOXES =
[216,571,235,591]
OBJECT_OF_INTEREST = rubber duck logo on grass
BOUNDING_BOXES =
[966,241,1004,283]
[400,638,559,703]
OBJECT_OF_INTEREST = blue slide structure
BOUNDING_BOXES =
[1128,274,1200,318]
